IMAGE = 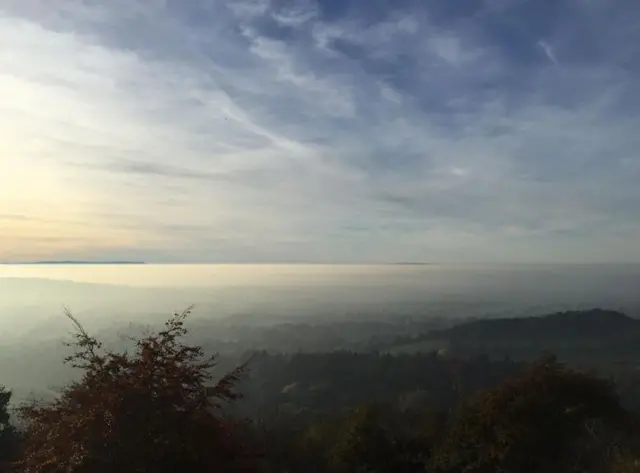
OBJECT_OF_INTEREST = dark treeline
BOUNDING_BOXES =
[2,308,640,473]
[232,351,526,418]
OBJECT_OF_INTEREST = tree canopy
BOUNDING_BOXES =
[16,308,256,473]
[433,355,629,473]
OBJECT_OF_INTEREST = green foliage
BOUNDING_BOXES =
[246,349,640,473]
[329,404,397,473]
[433,355,627,473]
[238,351,525,417]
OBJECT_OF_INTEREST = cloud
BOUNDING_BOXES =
[1,0,640,263]
[537,40,558,64]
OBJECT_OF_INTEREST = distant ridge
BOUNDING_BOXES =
[392,262,434,265]
[431,309,639,341]
[2,261,146,265]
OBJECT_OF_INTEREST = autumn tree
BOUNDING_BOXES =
[432,355,629,473]
[16,308,256,473]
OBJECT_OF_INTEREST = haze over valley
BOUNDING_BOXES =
[2,263,640,405]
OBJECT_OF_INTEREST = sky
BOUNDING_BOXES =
[1,0,640,264]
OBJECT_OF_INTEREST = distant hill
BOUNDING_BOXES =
[431,309,639,342]
[391,262,434,265]
[385,309,640,363]
[3,261,146,265]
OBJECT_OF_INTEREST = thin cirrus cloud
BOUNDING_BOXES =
[0,0,639,263]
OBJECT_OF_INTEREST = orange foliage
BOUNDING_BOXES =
[16,308,257,473]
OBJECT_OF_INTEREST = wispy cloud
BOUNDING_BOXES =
[538,40,558,64]
[1,0,639,263]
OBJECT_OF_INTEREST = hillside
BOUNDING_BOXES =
[431,309,639,341]
[385,309,640,365]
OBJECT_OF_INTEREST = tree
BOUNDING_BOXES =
[0,386,19,472]
[327,404,393,473]
[433,355,628,473]
[16,308,257,473]
[328,403,431,473]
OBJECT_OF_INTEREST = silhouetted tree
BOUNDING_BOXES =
[0,386,19,472]
[433,355,628,473]
[16,308,256,473]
